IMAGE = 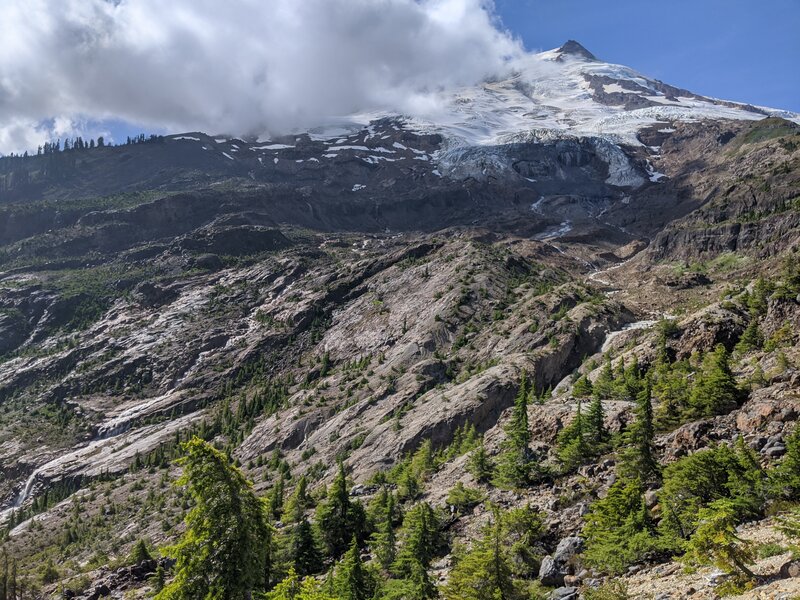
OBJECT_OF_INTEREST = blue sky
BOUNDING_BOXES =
[495,0,800,112]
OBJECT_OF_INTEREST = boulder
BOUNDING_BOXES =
[780,559,800,578]
[548,587,579,600]
[539,536,584,587]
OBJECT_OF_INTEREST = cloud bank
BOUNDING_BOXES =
[0,0,522,153]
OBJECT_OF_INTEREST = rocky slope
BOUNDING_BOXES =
[0,41,798,600]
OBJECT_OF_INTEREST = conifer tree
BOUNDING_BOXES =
[593,355,615,400]
[316,462,366,559]
[770,425,800,499]
[371,492,397,571]
[334,538,374,600]
[393,502,441,575]
[290,517,322,577]
[285,475,311,523]
[582,478,657,574]
[586,394,608,447]
[467,442,494,483]
[442,509,514,600]
[507,372,530,451]
[155,437,270,600]
[495,373,540,487]
[573,374,593,398]
[689,345,739,417]
[684,499,756,580]
[556,400,590,471]
[618,378,660,483]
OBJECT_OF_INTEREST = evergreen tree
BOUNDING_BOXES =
[689,345,739,417]
[334,538,375,600]
[735,320,763,354]
[316,462,366,559]
[684,499,756,580]
[618,378,660,483]
[467,443,494,483]
[582,478,658,574]
[155,437,270,600]
[129,538,153,565]
[370,493,397,571]
[586,395,608,447]
[290,517,322,577]
[507,373,530,451]
[442,509,515,600]
[593,355,615,400]
[556,401,590,471]
[769,425,800,499]
[285,475,312,523]
[393,502,441,575]
[495,373,541,487]
[267,568,336,600]
[573,374,593,398]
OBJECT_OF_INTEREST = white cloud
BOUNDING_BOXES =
[0,0,522,153]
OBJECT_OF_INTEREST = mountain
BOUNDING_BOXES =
[0,42,799,599]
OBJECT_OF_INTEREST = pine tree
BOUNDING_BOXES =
[689,345,740,417]
[507,372,530,450]
[573,374,593,398]
[467,443,494,483]
[155,437,270,600]
[315,462,366,559]
[285,475,312,523]
[770,425,800,499]
[370,492,397,571]
[582,478,658,574]
[290,517,322,576]
[393,502,441,575]
[684,499,756,580]
[586,395,608,447]
[442,509,515,600]
[267,568,337,600]
[618,378,660,483]
[334,538,374,600]
[735,320,763,354]
[556,400,590,471]
[495,373,540,487]
[593,355,615,400]
[129,538,153,565]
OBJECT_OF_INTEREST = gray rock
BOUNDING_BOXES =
[765,444,787,458]
[548,587,579,600]
[538,555,562,587]
[780,559,800,578]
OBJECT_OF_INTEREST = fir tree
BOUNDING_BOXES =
[370,491,397,571]
[556,401,590,471]
[573,374,593,398]
[442,509,515,600]
[315,462,367,559]
[155,437,270,600]
[582,478,658,574]
[618,378,660,483]
[684,499,756,580]
[393,502,441,575]
[586,395,608,447]
[495,373,541,487]
[689,345,740,417]
[129,538,153,565]
[769,425,800,499]
[467,442,494,483]
[290,517,322,576]
[334,538,375,600]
